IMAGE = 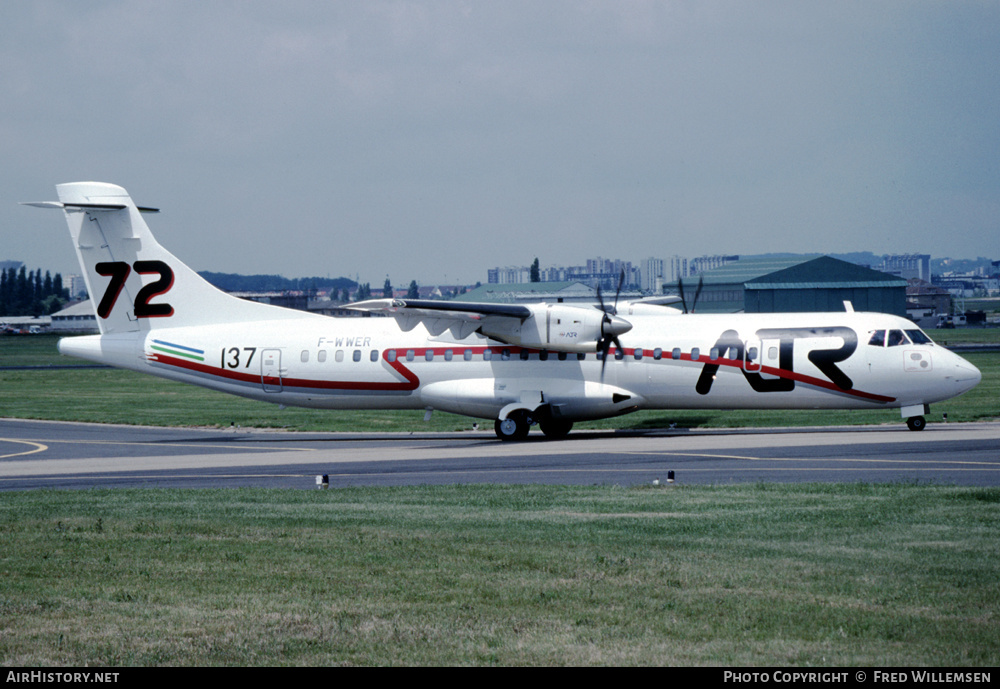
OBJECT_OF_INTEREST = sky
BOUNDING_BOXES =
[2,1,999,287]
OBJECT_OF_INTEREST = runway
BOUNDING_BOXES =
[3,418,1000,490]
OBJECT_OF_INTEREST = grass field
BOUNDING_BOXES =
[2,484,998,666]
[2,332,998,431]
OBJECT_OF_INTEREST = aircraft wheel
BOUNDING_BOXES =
[906,415,927,432]
[495,412,530,442]
[539,418,574,439]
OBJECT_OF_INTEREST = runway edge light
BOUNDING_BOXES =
[316,475,329,489]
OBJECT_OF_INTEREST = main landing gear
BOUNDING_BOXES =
[494,410,574,441]
[906,415,926,432]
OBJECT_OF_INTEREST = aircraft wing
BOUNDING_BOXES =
[628,295,683,306]
[346,298,531,338]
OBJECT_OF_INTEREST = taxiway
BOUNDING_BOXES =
[3,418,1000,490]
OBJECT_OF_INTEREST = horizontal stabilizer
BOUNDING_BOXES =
[21,201,159,213]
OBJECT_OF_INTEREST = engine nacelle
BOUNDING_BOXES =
[479,303,631,353]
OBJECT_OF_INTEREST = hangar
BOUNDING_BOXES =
[665,256,907,316]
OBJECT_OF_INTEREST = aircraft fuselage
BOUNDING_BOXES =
[58,309,981,426]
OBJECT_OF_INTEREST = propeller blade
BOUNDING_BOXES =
[613,268,624,314]
[597,271,630,381]
[678,278,688,314]
[692,275,704,314]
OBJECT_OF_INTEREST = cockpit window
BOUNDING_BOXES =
[905,329,933,345]
[887,330,909,347]
[868,330,885,347]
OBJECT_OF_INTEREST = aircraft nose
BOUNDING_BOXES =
[951,358,982,394]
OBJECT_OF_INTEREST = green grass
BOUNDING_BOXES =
[1,484,998,666]
[927,326,1000,345]
[3,333,998,430]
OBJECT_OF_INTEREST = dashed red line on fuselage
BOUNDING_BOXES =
[147,343,895,403]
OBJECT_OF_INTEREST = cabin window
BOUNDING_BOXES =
[336,350,345,362]
[539,350,548,361]
[653,348,662,360]
[691,348,700,361]
[710,347,719,360]
[317,350,327,363]
[868,330,886,347]
[520,349,530,361]
[501,349,511,361]
[483,349,493,361]
[387,350,396,362]
[558,351,567,361]
[747,346,759,360]
[406,350,415,361]
[425,350,434,361]
[577,353,587,361]
[370,350,379,362]
[300,350,309,363]
[353,349,362,362]
[671,348,681,360]
[444,349,453,361]
[634,348,643,360]
[464,349,473,361]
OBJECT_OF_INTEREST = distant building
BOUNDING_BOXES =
[641,257,664,292]
[49,300,97,332]
[230,292,308,311]
[663,256,907,315]
[668,255,688,283]
[488,258,639,291]
[689,255,739,275]
[905,279,952,328]
[877,254,931,281]
[456,281,599,304]
[488,266,530,284]
[66,274,87,300]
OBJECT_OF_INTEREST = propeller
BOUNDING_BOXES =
[596,269,632,379]
[677,275,705,314]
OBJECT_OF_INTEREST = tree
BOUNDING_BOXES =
[530,258,540,282]
[407,280,419,299]
[383,277,393,298]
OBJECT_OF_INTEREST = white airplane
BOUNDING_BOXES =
[26,182,982,440]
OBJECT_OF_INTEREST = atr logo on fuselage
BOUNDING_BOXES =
[696,326,858,395]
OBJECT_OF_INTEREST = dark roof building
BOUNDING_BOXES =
[664,255,907,316]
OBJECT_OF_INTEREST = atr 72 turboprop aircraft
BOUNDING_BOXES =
[27,182,981,440]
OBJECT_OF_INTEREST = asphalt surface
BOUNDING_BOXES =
[3,418,1000,490]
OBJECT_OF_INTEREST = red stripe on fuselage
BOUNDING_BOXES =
[148,351,419,392]
[148,343,895,403]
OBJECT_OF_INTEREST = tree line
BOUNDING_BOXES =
[0,266,68,316]
[200,271,424,302]
[198,271,357,294]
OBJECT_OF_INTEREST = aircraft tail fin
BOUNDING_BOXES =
[30,182,304,334]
